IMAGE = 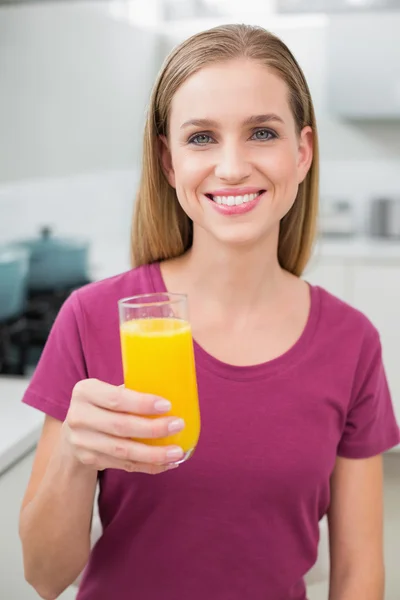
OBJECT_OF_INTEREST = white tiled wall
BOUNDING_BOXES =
[0,169,138,246]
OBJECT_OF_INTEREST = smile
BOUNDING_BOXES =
[206,190,265,206]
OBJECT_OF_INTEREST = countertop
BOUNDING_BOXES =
[313,235,400,262]
[0,377,44,475]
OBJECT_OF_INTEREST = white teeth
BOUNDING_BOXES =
[211,192,260,206]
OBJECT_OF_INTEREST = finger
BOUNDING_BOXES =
[74,403,185,440]
[77,450,177,474]
[74,379,172,415]
[71,429,185,465]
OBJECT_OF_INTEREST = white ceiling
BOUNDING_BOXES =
[276,0,400,13]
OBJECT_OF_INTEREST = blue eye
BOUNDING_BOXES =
[251,129,277,141]
[189,133,213,145]
[188,129,277,145]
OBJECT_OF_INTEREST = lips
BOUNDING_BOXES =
[205,189,266,216]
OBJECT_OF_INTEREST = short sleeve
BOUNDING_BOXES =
[338,329,400,459]
[22,291,88,422]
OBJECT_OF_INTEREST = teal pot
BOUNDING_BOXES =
[0,245,30,321]
[15,226,90,291]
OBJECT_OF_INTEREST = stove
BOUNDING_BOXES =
[0,280,91,376]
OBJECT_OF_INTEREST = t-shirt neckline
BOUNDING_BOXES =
[146,261,321,382]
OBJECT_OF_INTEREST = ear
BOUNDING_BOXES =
[297,126,314,184]
[159,135,176,188]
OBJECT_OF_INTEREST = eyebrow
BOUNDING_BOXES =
[180,114,285,129]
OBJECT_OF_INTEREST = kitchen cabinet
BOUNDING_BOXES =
[327,13,400,119]
[0,377,43,476]
[0,451,76,599]
[352,263,400,424]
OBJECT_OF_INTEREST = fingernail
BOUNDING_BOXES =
[168,418,185,433]
[166,447,184,460]
[154,399,172,413]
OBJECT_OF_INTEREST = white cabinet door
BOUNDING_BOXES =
[327,13,400,118]
[303,257,349,302]
[352,263,400,425]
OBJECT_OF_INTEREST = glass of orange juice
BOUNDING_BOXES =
[118,292,200,464]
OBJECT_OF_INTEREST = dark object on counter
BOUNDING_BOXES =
[318,198,356,238]
[0,279,91,376]
[0,228,92,375]
[0,246,31,375]
[15,226,91,291]
[370,197,400,239]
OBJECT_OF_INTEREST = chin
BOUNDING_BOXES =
[209,224,276,249]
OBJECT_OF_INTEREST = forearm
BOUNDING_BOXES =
[19,436,98,599]
[328,565,384,600]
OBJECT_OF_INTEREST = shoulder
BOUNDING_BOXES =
[53,263,160,341]
[78,263,156,301]
[313,284,381,354]
[72,263,157,315]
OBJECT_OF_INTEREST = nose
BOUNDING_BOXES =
[214,143,252,183]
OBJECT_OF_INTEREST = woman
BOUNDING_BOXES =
[19,24,399,600]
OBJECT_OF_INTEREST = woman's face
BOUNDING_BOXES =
[160,58,313,248]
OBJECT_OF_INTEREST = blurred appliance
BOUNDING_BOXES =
[369,197,400,239]
[319,198,356,238]
[0,228,91,376]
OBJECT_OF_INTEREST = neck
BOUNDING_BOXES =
[171,226,288,315]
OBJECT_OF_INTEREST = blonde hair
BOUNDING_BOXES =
[131,23,319,276]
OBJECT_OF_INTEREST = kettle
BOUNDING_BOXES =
[370,197,400,239]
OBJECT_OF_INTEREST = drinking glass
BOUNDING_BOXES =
[118,292,200,464]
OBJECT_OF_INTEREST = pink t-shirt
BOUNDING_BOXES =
[22,262,400,600]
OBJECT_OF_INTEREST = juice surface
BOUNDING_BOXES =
[120,318,201,451]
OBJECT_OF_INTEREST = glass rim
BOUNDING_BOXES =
[118,292,187,309]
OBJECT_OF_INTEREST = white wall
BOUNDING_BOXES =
[0,1,163,264]
[1,6,400,261]
[0,1,161,182]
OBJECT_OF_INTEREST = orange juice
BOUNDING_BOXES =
[120,318,200,452]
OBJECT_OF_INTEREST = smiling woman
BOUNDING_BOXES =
[19,23,399,600]
[133,26,319,276]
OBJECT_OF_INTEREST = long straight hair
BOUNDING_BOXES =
[131,24,319,276]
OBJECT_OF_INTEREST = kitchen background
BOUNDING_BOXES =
[0,0,399,598]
